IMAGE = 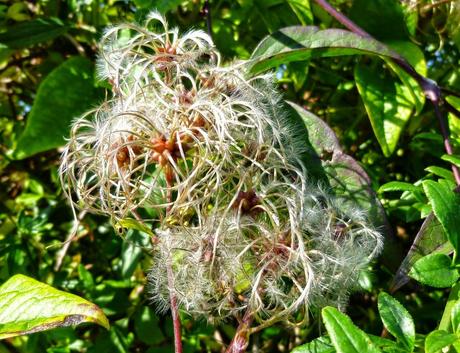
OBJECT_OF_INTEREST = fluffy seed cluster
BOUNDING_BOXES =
[60,13,383,328]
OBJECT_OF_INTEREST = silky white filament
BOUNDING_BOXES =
[60,12,383,328]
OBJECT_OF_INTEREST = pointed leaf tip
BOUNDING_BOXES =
[377,292,415,351]
[322,306,381,353]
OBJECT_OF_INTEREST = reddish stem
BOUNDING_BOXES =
[225,312,253,353]
[165,174,182,353]
[167,262,183,353]
[313,0,370,38]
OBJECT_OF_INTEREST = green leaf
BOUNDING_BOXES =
[0,18,67,49]
[286,101,340,155]
[116,218,155,237]
[368,335,406,352]
[121,230,151,279]
[377,292,415,351]
[282,101,333,183]
[378,181,421,194]
[447,1,460,51]
[249,26,402,74]
[425,330,459,353]
[442,155,460,168]
[451,300,460,333]
[402,2,418,37]
[0,274,109,339]
[6,2,31,21]
[14,57,102,159]
[386,41,426,78]
[446,96,460,138]
[288,61,309,91]
[322,307,381,353]
[152,0,183,12]
[409,253,459,288]
[425,166,456,183]
[286,0,313,26]
[392,213,452,291]
[132,0,182,12]
[291,336,334,353]
[78,264,95,291]
[134,307,164,346]
[384,41,426,114]
[0,44,13,64]
[349,0,409,40]
[439,282,460,332]
[354,63,414,157]
[423,180,460,253]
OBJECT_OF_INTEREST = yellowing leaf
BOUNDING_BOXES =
[0,274,109,339]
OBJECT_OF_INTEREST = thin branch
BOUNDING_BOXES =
[312,0,460,188]
[54,210,87,271]
[202,0,213,39]
[64,34,86,56]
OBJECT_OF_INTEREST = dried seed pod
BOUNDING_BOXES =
[60,12,383,331]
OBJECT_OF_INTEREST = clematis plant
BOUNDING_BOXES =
[59,12,382,353]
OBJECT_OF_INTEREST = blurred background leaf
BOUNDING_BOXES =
[13,57,103,159]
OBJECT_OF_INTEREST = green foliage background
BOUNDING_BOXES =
[1,0,460,352]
